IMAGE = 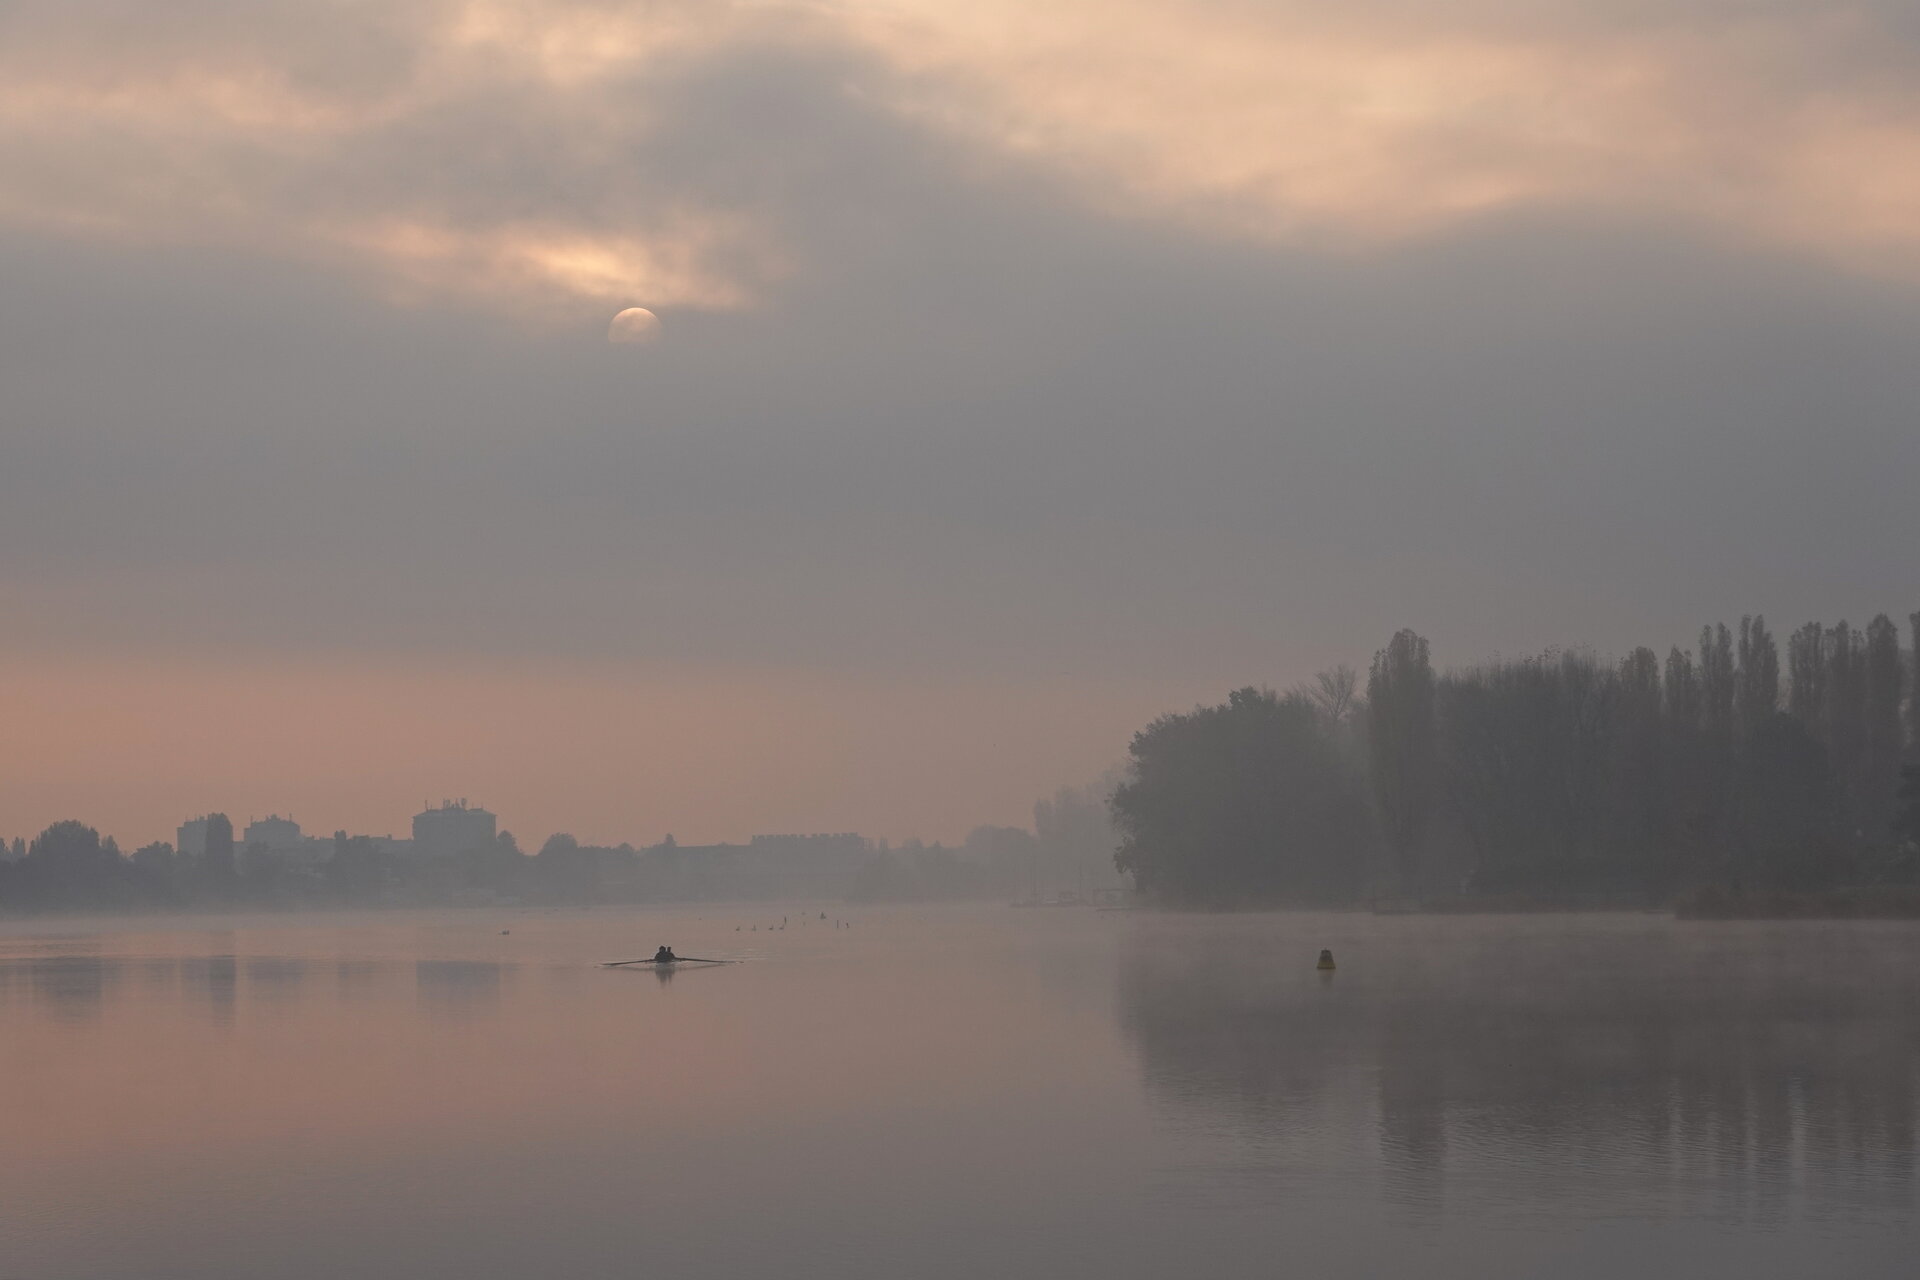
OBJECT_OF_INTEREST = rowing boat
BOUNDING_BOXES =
[602,956,735,968]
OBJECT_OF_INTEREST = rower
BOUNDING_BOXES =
[654,945,678,963]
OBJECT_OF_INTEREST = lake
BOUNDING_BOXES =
[1,905,1914,1278]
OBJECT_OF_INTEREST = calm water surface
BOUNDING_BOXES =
[1,905,1914,1278]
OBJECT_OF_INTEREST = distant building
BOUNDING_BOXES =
[632,833,873,900]
[244,815,303,848]
[242,814,331,868]
[181,812,405,869]
[748,833,868,856]
[203,813,236,877]
[413,800,497,860]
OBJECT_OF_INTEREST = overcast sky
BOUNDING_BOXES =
[4,0,1918,847]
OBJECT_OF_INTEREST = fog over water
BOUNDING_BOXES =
[2,907,1913,1279]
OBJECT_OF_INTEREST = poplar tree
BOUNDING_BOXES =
[1826,622,1866,815]
[1367,630,1436,884]
[1662,647,1701,727]
[1699,624,1736,834]
[1910,612,1920,751]
[1700,624,1735,743]
[1659,646,1710,860]
[1613,647,1665,859]
[1787,622,1826,727]
[1864,615,1904,832]
[1735,614,1779,739]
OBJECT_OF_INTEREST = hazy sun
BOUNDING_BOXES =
[608,307,663,345]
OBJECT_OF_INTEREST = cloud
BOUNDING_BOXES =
[837,0,1920,265]
[4,137,1917,679]
[4,1,1920,840]
[0,0,792,315]
[5,0,1920,321]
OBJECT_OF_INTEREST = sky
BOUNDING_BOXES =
[3,0,1919,849]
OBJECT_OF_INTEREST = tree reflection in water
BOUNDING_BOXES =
[1118,917,1920,1228]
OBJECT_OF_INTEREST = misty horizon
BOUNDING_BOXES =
[1,611,1912,856]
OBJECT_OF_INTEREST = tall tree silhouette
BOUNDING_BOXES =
[1788,622,1826,726]
[1700,623,1736,839]
[1663,646,1701,727]
[1863,615,1905,833]
[1910,612,1920,752]
[1367,630,1436,886]
[1896,762,1920,849]
[1662,644,1711,857]
[1735,614,1779,739]
[1612,648,1666,867]
[1731,713,1844,890]
[1826,622,1867,824]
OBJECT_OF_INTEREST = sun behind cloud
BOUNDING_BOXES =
[6,0,1920,318]
[608,306,663,344]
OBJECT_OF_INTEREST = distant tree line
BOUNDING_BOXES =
[1114,612,1920,907]
[0,817,539,913]
[0,817,1086,915]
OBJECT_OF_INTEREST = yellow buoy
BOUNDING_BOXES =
[1316,949,1336,971]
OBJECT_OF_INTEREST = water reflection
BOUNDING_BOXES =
[0,952,417,1027]
[335,958,392,1001]
[4,956,117,1021]
[415,960,504,1020]
[180,955,239,1026]
[1119,920,1920,1226]
[245,956,310,991]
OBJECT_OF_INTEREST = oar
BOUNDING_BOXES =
[602,956,735,967]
